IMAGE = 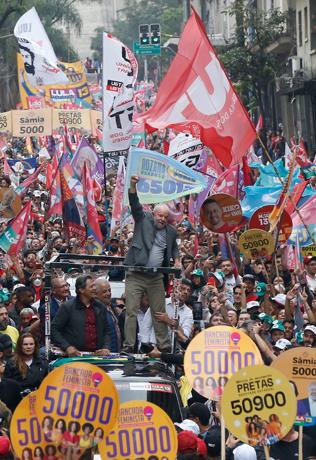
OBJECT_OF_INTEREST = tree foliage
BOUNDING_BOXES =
[219,1,294,118]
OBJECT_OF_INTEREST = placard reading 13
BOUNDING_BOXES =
[184,326,262,401]
[221,365,296,446]
[35,362,119,446]
[238,229,274,258]
[99,401,178,460]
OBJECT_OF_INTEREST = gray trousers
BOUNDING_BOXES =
[124,272,170,350]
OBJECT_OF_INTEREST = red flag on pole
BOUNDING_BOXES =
[0,202,32,255]
[137,9,256,167]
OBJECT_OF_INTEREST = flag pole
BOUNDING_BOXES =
[257,135,315,244]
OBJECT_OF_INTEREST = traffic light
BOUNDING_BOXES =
[139,24,150,45]
[150,23,161,45]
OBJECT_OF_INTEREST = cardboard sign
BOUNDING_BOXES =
[99,401,178,460]
[52,109,91,133]
[222,365,296,446]
[184,326,262,400]
[10,392,50,458]
[12,108,52,137]
[0,111,12,134]
[249,205,293,244]
[200,194,243,233]
[35,362,119,450]
[301,245,316,257]
[271,348,316,426]
[238,229,274,258]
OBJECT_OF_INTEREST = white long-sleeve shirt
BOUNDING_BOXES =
[140,301,193,345]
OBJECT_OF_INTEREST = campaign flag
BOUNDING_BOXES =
[102,33,138,153]
[188,174,215,225]
[168,133,204,169]
[289,194,316,246]
[212,164,241,196]
[60,163,85,219]
[16,163,47,196]
[300,163,316,179]
[8,158,37,174]
[124,147,208,204]
[83,164,103,254]
[71,137,104,185]
[0,202,31,255]
[111,156,126,231]
[255,158,289,186]
[284,142,292,169]
[285,180,308,215]
[60,169,86,242]
[14,7,68,87]
[137,9,256,167]
[48,162,62,217]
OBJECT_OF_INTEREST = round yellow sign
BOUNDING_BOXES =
[238,229,274,259]
[184,326,263,400]
[11,392,50,458]
[98,401,178,460]
[35,362,119,451]
[271,347,316,426]
[222,365,296,446]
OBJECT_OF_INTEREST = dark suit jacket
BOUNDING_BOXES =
[124,191,179,267]
[51,297,111,351]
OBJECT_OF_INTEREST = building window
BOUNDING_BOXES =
[311,2,316,50]
[304,7,308,41]
[298,10,302,47]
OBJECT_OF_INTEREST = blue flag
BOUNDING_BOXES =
[124,147,208,204]
[8,157,37,174]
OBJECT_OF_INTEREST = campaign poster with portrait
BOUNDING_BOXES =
[200,194,243,233]
[222,365,296,446]
[184,326,262,401]
[0,187,22,222]
[238,229,274,259]
[249,205,293,245]
[35,362,119,454]
[99,401,178,460]
[271,347,316,426]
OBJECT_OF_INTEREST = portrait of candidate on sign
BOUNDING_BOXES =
[200,194,242,233]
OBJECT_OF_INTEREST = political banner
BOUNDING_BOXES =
[90,110,102,136]
[200,194,243,233]
[99,401,178,460]
[71,137,104,184]
[8,157,37,174]
[17,53,92,109]
[0,112,12,134]
[188,175,216,226]
[184,326,262,401]
[289,194,316,246]
[35,362,119,448]
[249,205,293,245]
[10,392,50,458]
[111,156,126,231]
[124,147,208,204]
[11,108,52,137]
[14,7,68,87]
[221,365,297,446]
[102,33,138,152]
[271,348,316,426]
[169,133,204,169]
[52,109,91,132]
[301,245,316,257]
[0,202,30,254]
[238,229,274,259]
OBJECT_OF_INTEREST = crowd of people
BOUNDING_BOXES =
[0,128,315,460]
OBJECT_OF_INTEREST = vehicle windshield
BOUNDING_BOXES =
[115,381,183,422]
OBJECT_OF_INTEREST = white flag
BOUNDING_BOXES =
[102,33,138,153]
[14,7,68,87]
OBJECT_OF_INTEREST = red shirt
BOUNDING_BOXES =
[84,305,97,352]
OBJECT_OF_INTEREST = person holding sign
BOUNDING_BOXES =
[123,176,180,353]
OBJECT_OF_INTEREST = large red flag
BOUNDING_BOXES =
[137,9,256,167]
[83,164,103,254]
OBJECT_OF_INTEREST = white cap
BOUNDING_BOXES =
[12,284,25,292]
[246,301,260,310]
[274,338,292,350]
[174,419,200,435]
[271,293,286,306]
[304,325,316,335]
[233,444,257,460]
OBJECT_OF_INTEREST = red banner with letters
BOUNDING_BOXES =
[137,9,256,168]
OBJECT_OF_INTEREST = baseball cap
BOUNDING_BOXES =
[204,427,222,456]
[271,320,285,332]
[187,402,211,426]
[0,334,12,352]
[271,293,286,306]
[246,300,260,310]
[243,274,256,283]
[274,338,292,350]
[304,324,316,335]
[177,430,207,456]
[191,269,204,278]
[256,282,266,297]
[207,272,224,288]
[233,444,257,460]
[174,419,200,435]
[304,256,316,265]
[258,312,273,326]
